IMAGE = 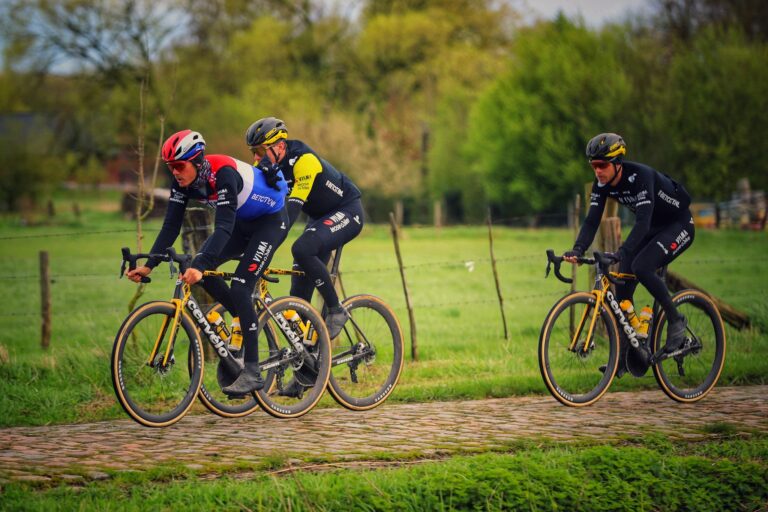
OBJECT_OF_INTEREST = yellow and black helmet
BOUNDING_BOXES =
[586,133,626,162]
[245,117,288,149]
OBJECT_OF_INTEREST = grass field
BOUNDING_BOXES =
[2,435,767,511]
[1,189,767,427]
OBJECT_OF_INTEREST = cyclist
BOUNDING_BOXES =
[564,133,694,363]
[126,129,289,396]
[245,117,363,397]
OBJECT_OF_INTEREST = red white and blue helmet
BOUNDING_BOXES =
[162,130,206,163]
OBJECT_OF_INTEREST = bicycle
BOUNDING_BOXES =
[538,249,726,407]
[112,247,332,427]
[201,245,404,416]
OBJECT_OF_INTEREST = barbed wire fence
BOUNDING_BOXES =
[1,208,763,356]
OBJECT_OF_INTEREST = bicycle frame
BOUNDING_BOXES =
[547,250,645,354]
[143,278,235,375]
[257,248,374,370]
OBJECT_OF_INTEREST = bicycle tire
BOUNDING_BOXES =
[111,301,204,427]
[253,296,332,418]
[196,303,270,418]
[539,292,621,406]
[325,294,404,411]
[651,289,726,402]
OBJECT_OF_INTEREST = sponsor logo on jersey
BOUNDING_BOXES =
[170,190,186,204]
[330,218,350,233]
[658,189,681,208]
[671,229,690,254]
[325,180,344,197]
[656,241,669,255]
[250,194,277,208]
[628,173,637,183]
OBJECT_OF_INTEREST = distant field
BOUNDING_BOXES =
[1,189,766,426]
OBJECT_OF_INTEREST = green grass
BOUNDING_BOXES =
[0,190,767,426]
[2,436,767,511]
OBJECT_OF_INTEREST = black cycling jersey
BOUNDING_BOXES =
[148,167,239,271]
[257,139,361,224]
[147,156,286,271]
[574,161,691,259]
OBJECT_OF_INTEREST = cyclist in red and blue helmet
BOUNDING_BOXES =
[127,129,289,396]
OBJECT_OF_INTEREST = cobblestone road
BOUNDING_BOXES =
[1,386,766,484]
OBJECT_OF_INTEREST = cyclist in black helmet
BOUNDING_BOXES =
[245,117,364,396]
[564,133,694,364]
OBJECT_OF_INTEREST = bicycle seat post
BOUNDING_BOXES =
[330,246,343,279]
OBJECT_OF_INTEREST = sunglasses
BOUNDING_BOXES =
[590,160,612,170]
[167,161,189,172]
[250,145,268,158]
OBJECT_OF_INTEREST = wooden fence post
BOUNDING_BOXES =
[389,212,418,361]
[40,251,51,350]
[487,208,509,340]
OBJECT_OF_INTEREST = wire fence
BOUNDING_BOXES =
[3,220,765,357]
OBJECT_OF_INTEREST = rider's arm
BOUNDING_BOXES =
[618,176,654,260]
[286,199,304,228]
[284,153,323,229]
[572,183,607,255]
[146,185,189,269]
[191,167,239,271]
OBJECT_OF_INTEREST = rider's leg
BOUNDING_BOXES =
[222,209,290,396]
[289,251,331,303]
[632,215,696,353]
[290,200,364,338]
[197,226,249,316]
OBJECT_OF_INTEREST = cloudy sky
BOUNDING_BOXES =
[519,0,652,26]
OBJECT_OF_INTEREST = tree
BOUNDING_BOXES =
[465,17,631,217]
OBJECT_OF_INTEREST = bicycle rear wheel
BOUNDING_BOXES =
[651,290,726,402]
[327,294,404,410]
[254,296,332,418]
[111,301,203,427]
[539,292,620,406]
[196,303,263,418]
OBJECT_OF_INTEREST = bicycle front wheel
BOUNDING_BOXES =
[196,303,262,418]
[254,297,332,418]
[111,301,204,427]
[651,289,726,402]
[539,292,621,406]
[327,294,404,411]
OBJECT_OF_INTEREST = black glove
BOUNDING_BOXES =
[564,249,583,259]
[259,163,283,191]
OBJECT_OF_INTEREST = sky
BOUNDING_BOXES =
[520,0,652,26]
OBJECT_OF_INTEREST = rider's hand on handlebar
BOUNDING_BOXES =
[126,266,152,283]
[181,268,203,285]
[563,249,583,264]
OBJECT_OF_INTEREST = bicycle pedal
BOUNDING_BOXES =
[224,392,248,400]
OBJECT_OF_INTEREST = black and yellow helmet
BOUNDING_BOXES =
[586,133,627,162]
[245,117,288,148]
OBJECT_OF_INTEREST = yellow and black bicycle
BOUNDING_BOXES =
[200,245,404,418]
[111,247,331,427]
[539,249,726,407]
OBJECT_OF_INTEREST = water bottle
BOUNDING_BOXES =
[229,317,243,350]
[619,300,642,331]
[284,309,318,346]
[637,306,653,338]
[207,310,233,343]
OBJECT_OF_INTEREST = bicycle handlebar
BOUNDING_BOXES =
[120,247,193,283]
[545,249,624,285]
